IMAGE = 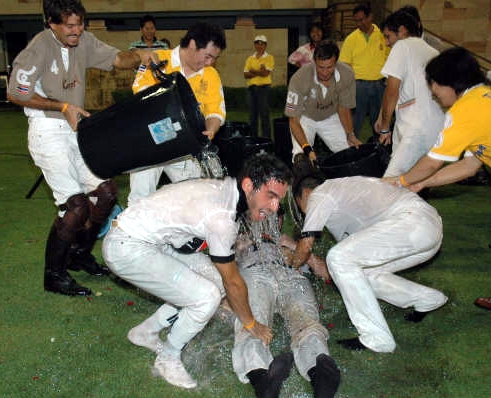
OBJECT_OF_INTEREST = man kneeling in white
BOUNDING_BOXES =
[292,172,448,353]
[102,154,292,388]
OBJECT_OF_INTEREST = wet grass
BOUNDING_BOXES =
[1,107,490,397]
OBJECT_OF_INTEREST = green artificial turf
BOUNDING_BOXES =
[1,106,490,397]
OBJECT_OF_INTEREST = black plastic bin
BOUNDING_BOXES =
[215,134,274,177]
[77,72,206,179]
[273,117,293,167]
[317,143,388,179]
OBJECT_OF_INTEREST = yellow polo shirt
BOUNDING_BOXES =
[339,25,389,81]
[244,52,274,87]
[429,85,491,166]
[132,47,226,122]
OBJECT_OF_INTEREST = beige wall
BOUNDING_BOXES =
[0,0,326,14]
[387,0,491,60]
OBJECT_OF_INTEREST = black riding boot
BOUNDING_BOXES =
[44,223,92,296]
[246,352,294,398]
[68,222,110,276]
[308,354,341,398]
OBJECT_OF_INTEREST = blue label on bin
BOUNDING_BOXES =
[148,117,178,145]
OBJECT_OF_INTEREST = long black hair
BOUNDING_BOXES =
[425,47,486,95]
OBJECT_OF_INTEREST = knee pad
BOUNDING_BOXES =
[56,193,90,241]
[88,180,118,224]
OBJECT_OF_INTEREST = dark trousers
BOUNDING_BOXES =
[247,85,271,139]
[353,79,386,138]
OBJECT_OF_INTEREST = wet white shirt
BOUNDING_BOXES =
[302,176,425,242]
[116,177,239,258]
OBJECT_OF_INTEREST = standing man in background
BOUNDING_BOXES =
[374,10,444,178]
[128,22,227,206]
[244,35,275,139]
[339,2,390,139]
[129,14,169,51]
[7,0,158,296]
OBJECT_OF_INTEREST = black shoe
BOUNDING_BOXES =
[337,337,367,351]
[404,310,428,323]
[44,270,92,296]
[308,354,341,398]
[68,251,110,276]
[247,352,294,398]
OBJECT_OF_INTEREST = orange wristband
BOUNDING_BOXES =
[399,175,410,187]
[244,318,256,330]
[301,143,310,149]
[61,103,68,113]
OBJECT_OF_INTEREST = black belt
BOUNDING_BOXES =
[356,78,385,82]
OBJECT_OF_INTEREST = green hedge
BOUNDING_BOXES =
[111,85,288,112]
[223,85,287,111]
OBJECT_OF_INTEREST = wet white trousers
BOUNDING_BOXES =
[102,226,224,350]
[383,103,442,177]
[27,117,105,208]
[127,158,202,206]
[232,263,330,383]
[327,200,448,353]
[291,114,350,159]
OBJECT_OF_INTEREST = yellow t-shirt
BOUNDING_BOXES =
[339,25,390,81]
[132,47,226,122]
[429,85,491,167]
[244,52,274,87]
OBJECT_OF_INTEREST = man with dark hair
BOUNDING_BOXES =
[398,5,447,51]
[129,14,169,50]
[375,9,444,177]
[285,39,362,166]
[383,47,491,311]
[7,0,158,296]
[128,22,227,206]
[291,169,447,352]
[103,153,293,389]
[339,2,390,139]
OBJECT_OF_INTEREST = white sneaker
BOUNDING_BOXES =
[127,305,179,352]
[152,353,197,389]
[127,324,163,352]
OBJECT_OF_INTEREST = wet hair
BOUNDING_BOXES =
[380,9,420,37]
[308,22,325,44]
[43,0,85,28]
[140,14,157,29]
[425,47,486,95]
[353,2,371,16]
[399,5,423,36]
[180,22,227,50]
[237,153,293,191]
[291,155,325,199]
[313,39,340,61]
[293,175,324,200]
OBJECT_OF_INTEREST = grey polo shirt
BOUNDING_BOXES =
[8,29,119,119]
[285,61,356,121]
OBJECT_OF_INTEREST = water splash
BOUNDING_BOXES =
[197,143,226,179]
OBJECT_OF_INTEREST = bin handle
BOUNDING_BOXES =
[149,61,170,82]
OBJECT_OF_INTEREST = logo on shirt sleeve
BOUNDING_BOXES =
[15,66,36,95]
[286,91,298,111]
[433,131,444,148]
